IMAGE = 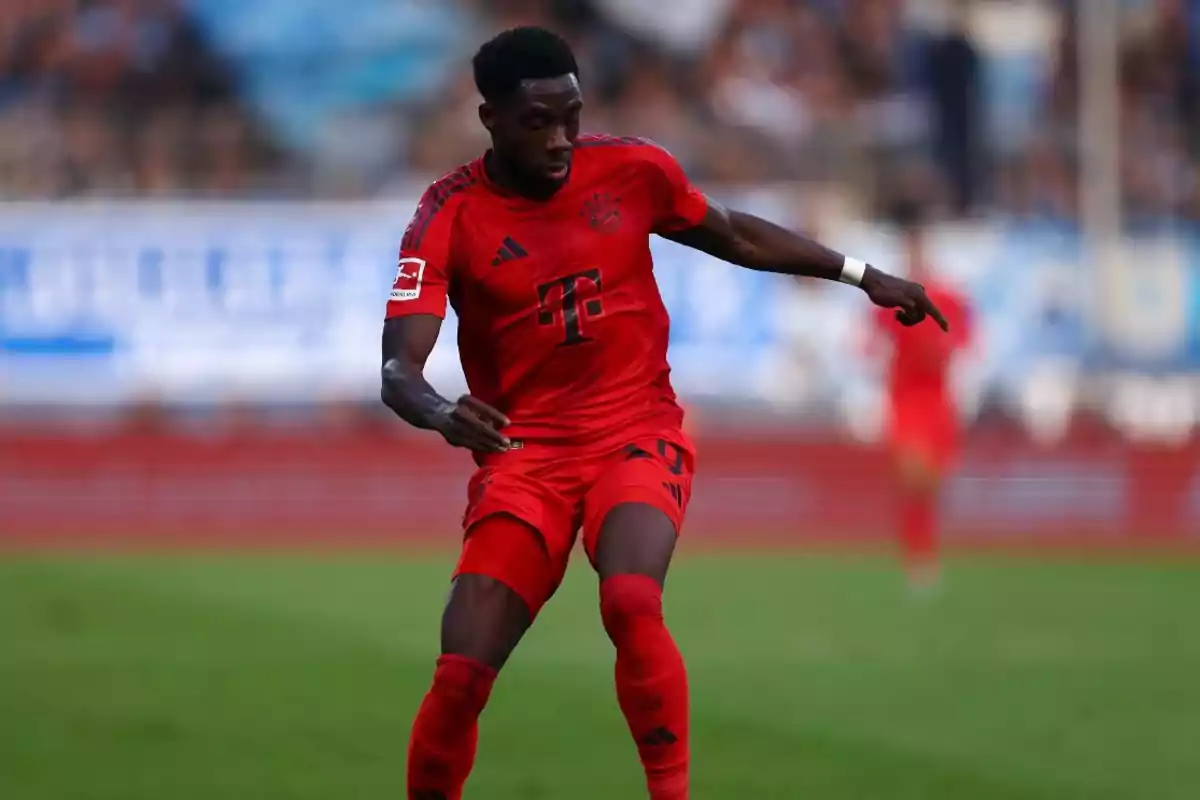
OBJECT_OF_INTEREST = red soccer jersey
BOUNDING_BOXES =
[874,282,972,404]
[385,135,708,451]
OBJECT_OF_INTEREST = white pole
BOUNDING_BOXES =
[1077,0,1122,346]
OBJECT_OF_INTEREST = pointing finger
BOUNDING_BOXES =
[923,297,950,332]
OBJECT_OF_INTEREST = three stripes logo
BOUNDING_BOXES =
[491,236,529,267]
[661,481,684,508]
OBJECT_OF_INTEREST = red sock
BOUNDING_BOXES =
[900,491,938,570]
[406,654,496,800]
[600,575,689,800]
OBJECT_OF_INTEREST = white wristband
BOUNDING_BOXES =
[839,256,867,286]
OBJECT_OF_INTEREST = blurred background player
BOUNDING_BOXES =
[871,201,973,590]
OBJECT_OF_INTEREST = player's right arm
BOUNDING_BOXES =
[380,187,511,453]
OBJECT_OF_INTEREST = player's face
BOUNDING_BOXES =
[483,74,582,191]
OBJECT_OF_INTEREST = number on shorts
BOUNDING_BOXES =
[656,439,685,476]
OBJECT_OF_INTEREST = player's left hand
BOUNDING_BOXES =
[861,267,949,331]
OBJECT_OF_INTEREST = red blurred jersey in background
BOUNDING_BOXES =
[874,284,972,465]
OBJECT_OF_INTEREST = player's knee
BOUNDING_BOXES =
[600,574,664,642]
[429,654,495,718]
[441,573,532,669]
[897,451,940,493]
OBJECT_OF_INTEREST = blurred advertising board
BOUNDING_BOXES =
[1,424,1196,548]
[0,200,788,406]
[1086,231,1200,372]
[2,199,1194,410]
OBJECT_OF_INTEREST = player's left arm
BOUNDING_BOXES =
[648,148,947,331]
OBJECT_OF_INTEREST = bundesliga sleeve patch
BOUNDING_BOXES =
[390,257,426,301]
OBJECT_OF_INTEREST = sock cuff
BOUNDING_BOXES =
[433,654,497,714]
[436,654,498,683]
[600,574,663,619]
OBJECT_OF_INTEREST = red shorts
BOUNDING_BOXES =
[453,428,695,616]
[887,398,959,467]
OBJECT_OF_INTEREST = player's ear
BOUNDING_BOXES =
[478,101,496,135]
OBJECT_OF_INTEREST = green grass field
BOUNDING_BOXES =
[2,553,1197,799]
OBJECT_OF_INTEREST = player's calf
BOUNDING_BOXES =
[594,503,690,800]
[407,652,495,800]
[893,448,943,590]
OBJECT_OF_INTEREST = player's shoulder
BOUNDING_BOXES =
[576,133,678,169]
[416,160,484,207]
[576,133,659,150]
[402,161,483,250]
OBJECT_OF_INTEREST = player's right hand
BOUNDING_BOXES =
[861,267,950,332]
[431,395,512,453]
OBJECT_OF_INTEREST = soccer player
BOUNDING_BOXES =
[380,27,948,800]
[872,209,972,591]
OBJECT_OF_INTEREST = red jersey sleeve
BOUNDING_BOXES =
[385,179,467,320]
[640,144,708,234]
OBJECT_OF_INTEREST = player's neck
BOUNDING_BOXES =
[482,150,560,202]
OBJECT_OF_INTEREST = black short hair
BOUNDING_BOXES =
[472,26,579,102]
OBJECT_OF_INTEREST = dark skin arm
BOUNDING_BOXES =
[381,315,511,453]
[664,202,949,330]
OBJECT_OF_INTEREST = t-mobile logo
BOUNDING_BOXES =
[537,268,603,346]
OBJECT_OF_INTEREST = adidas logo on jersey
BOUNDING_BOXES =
[491,237,529,266]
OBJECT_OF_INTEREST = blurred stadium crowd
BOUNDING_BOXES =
[1,0,1196,223]
[0,0,273,197]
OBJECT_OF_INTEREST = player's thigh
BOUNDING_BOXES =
[447,514,562,669]
[582,433,695,583]
[588,503,681,584]
[459,469,577,609]
[448,471,578,666]
[442,576,530,671]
